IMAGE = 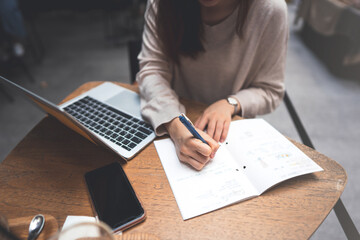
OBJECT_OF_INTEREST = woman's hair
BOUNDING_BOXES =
[155,0,252,64]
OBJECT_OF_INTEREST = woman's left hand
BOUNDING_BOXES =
[194,99,234,143]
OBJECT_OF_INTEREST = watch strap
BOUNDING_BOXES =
[227,97,238,116]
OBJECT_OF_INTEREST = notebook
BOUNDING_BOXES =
[0,76,156,160]
[154,119,323,220]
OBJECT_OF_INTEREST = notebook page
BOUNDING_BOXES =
[155,138,258,220]
[224,119,323,194]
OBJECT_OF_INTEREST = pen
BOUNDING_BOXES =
[179,113,209,145]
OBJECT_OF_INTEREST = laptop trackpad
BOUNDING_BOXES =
[105,91,141,119]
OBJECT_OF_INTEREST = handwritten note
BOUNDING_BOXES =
[155,119,323,220]
[155,139,258,220]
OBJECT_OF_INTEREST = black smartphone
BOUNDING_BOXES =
[84,162,146,232]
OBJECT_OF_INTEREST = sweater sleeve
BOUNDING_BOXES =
[235,0,288,118]
[136,0,185,136]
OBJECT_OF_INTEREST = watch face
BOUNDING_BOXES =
[228,97,237,105]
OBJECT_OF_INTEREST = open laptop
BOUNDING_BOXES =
[0,76,156,160]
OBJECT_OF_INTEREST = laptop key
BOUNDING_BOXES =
[123,146,131,151]
[135,132,147,139]
[131,136,141,144]
[138,127,152,135]
[107,106,132,119]
[133,118,140,123]
[129,142,137,149]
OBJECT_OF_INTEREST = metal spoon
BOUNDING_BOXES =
[27,214,45,240]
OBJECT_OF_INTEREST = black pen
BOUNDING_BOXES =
[179,113,209,145]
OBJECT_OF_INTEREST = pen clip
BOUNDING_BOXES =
[180,113,194,126]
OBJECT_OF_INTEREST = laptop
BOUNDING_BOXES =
[0,76,156,160]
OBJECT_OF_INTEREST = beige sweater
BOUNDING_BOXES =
[137,0,288,136]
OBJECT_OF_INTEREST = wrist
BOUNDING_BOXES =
[226,97,240,116]
[165,117,181,137]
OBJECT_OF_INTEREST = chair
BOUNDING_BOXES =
[283,92,359,239]
[127,39,142,84]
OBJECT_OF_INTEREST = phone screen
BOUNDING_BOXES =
[84,162,145,231]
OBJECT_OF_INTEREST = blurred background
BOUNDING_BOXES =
[0,0,359,239]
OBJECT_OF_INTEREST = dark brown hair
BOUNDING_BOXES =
[155,0,252,64]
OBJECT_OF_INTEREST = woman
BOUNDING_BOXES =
[137,0,288,170]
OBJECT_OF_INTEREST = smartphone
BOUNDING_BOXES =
[84,162,146,232]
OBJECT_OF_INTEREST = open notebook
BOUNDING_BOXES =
[154,119,323,220]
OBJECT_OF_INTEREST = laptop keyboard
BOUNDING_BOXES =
[63,96,153,152]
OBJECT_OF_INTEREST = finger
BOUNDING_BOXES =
[220,120,230,143]
[194,116,201,127]
[181,139,210,164]
[206,119,216,139]
[179,152,207,171]
[213,119,225,143]
[195,115,208,131]
[192,139,212,158]
[191,150,210,164]
[201,133,220,158]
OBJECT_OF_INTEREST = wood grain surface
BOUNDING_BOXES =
[0,82,347,240]
[8,215,58,239]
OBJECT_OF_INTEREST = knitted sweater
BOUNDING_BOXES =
[137,0,288,135]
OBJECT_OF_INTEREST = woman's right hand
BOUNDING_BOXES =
[165,117,220,170]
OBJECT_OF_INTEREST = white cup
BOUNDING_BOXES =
[49,221,115,240]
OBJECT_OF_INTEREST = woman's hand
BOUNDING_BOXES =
[194,99,237,143]
[165,117,219,170]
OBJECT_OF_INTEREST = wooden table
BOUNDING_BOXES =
[0,82,347,239]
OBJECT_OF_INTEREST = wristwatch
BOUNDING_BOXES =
[227,97,238,116]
